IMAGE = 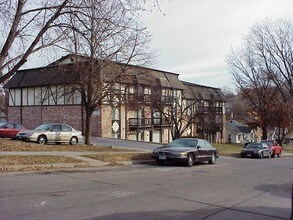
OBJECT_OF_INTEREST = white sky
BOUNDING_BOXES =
[142,0,293,89]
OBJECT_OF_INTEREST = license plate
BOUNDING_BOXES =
[247,154,251,157]
[159,155,166,160]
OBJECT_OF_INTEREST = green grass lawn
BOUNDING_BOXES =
[214,143,243,157]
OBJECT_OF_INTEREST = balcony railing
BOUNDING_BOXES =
[128,118,167,128]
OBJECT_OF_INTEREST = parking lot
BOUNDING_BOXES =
[0,155,292,220]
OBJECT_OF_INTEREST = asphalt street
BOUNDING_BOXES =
[0,155,292,220]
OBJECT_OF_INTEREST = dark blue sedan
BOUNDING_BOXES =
[240,143,271,159]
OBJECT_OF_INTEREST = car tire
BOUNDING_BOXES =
[70,137,78,145]
[37,135,47,145]
[208,153,216,164]
[186,154,194,167]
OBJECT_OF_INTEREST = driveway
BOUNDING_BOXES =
[92,137,162,151]
[0,156,292,219]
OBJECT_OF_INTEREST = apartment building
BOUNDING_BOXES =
[4,55,226,143]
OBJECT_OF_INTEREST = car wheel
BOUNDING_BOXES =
[156,159,164,165]
[37,135,47,145]
[186,154,194,167]
[208,153,216,164]
[70,137,78,145]
[271,151,275,158]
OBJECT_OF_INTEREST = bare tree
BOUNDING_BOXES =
[58,0,150,145]
[227,18,293,140]
[245,19,293,101]
[151,94,198,140]
[0,0,170,85]
[227,41,284,139]
[221,87,247,120]
[0,0,76,84]
[0,87,6,116]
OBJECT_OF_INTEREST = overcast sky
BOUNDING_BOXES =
[142,0,293,89]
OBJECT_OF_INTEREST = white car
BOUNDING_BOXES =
[17,123,83,145]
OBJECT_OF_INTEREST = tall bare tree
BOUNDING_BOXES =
[221,87,247,120]
[0,0,75,84]
[158,97,198,141]
[59,0,150,145]
[245,19,293,101]
[227,18,293,140]
[0,0,167,85]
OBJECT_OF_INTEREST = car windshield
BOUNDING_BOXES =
[167,139,198,148]
[261,141,273,146]
[35,124,53,131]
[246,143,263,150]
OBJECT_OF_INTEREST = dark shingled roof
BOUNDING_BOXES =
[226,120,252,134]
[4,64,80,88]
[5,57,185,90]
[181,81,226,101]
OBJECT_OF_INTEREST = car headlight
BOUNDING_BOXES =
[180,152,188,156]
[254,151,260,154]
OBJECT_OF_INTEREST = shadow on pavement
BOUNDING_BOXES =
[86,206,290,220]
[254,183,292,199]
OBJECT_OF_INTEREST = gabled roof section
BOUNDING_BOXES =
[4,64,80,89]
[226,120,252,134]
[47,54,90,66]
[5,55,185,90]
[49,54,185,90]
[181,81,226,101]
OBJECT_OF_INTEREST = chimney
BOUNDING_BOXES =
[230,112,234,120]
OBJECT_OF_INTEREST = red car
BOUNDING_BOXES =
[261,140,283,158]
[0,122,26,139]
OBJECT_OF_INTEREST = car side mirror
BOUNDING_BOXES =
[197,146,201,149]
[50,128,55,132]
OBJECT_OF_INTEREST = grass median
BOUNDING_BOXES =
[0,138,137,152]
[0,155,87,172]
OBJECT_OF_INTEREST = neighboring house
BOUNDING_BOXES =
[4,55,226,144]
[226,120,253,144]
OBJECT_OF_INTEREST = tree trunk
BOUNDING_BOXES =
[172,128,181,141]
[261,126,268,140]
[84,110,93,145]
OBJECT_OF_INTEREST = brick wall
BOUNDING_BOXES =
[7,106,92,134]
